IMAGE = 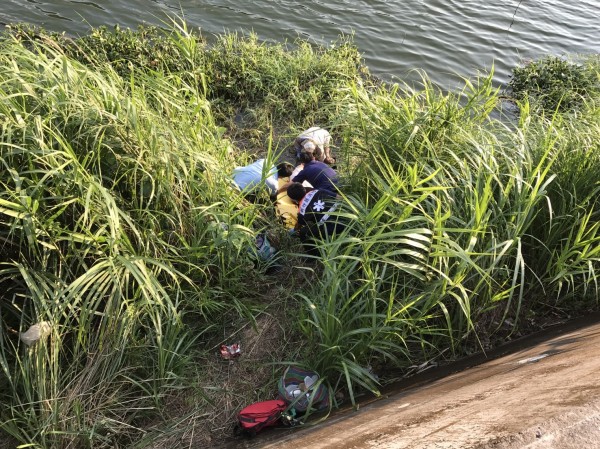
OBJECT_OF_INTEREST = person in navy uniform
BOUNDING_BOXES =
[277,147,338,196]
[286,182,345,250]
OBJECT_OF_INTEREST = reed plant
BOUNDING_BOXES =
[0,31,277,447]
[298,66,600,402]
[2,20,600,446]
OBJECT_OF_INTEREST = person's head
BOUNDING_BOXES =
[287,182,307,202]
[302,140,316,153]
[299,142,316,164]
[276,162,294,178]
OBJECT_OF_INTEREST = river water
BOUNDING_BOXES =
[2,0,599,91]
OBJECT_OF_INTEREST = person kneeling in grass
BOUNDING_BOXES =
[293,126,335,165]
[286,182,345,252]
[277,148,338,196]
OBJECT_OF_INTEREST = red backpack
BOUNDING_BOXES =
[235,399,288,436]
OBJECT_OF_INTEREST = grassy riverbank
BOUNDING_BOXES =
[0,22,599,448]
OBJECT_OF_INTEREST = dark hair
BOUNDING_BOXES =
[276,162,294,178]
[287,182,307,202]
[298,150,315,164]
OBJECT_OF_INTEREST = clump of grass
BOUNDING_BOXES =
[5,22,202,78]
[3,22,373,150]
[299,67,600,403]
[0,28,280,448]
[508,55,600,113]
[202,32,367,120]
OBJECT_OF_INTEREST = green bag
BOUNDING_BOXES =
[278,366,329,412]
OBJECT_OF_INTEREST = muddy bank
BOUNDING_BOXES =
[225,312,600,449]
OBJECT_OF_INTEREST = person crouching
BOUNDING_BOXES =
[286,182,345,253]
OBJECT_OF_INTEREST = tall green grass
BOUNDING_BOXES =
[8,22,373,149]
[1,21,600,445]
[299,68,600,403]
[0,31,272,448]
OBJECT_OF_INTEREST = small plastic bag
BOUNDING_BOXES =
[220,343,241,360]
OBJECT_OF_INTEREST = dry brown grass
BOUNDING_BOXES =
[141,261,314,448]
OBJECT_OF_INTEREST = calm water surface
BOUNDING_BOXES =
[2,0,599,90]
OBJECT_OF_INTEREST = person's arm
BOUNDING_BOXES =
[265,175,278,197]
[323,147,335,164]
[296,209,308,231]
[323,132,334,164]
[276,181,292,196]
[292,169,306,184]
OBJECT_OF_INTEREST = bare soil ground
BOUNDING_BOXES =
[228,313,600,449]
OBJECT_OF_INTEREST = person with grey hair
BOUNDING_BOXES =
[293,127,334,165]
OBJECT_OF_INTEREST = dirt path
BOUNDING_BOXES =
[231,315,600,449]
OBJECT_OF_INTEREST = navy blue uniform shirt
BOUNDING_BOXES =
[292,160,338,194]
